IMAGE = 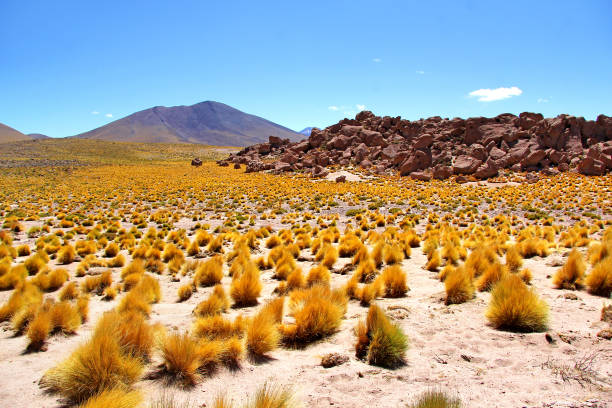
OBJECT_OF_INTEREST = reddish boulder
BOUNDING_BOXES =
[432,165,453,180]
[302,157,315,168]
[505,144,531,165]
[399,150,431,176]
[521,149,547,168]
[474,159,499,179]
[280,151,299,164]
[311,165,329,178]
[464,117,484,144]
[413,134,434,149]
[410,171,432,181]
[292,140,310,153]
[353,143,369,163]
[327,135,350,150]
[309,129,325,148]
[274,162,292,173]
[469,143,487,161]
[245,160,264,173]
[519,112,543,130]
[536,116,567,149]
[489,146,506,161]
[315,152,330,167]
[340,125,363,136]
[356,110,375,122]
[335,175,346,183]
[361,130,386,147]
[565,136,584,156]
[269,136,284,147]
[258,143,271,154]
[381,144,402,161]
[453,155,482,174]
[359,159,373,169]
[586,145,612,169]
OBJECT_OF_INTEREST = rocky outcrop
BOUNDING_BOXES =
[217,112,612,179]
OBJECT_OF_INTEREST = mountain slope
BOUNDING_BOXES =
[0,123,30,143]
[74,101,303,146]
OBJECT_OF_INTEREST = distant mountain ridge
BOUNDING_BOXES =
[299,127,314,136]
[73,101,304,146]
[28,133,50,140]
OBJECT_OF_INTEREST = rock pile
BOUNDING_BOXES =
[217,111,612,180]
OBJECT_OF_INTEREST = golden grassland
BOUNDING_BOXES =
[0,147,611,408]
[0,138,233,167]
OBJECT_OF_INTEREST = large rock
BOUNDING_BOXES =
[353,143,369,163]
[410,171,432,181]
[327,135,350,150]
[489,146,506,161]
[269,136,285,147]
[273,162,292,173]
[280,151,299,164]
[464,118,485,144]
[453,155,482,174]
[340,125,363,136]
[381,144,402,161]
[536,116,567,149]
[474,159,499,179]
[361,130,386,147]
[399,150,431,175]
[520,149,547,168]
[309,129,325,148]
[469,143,487,161]
[311,165,329,178]
[258,143,271,154]
[519,112,543,130]
[413,134,434,149]
[432,164,453,180]
[577,157,606,175]
[505,143,531,166]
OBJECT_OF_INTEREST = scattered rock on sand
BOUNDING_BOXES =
[321,353,350,368]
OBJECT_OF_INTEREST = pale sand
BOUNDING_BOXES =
[0,219,610,408]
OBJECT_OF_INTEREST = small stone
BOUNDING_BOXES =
[321,353,349,368]
[597,328,612,340]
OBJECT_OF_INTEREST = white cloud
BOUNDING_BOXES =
[416,70,425,74]
[373,58,381,63]
[91,111,99,115]
[537,98,550,103]
[328,106,339,111]
[468,86,523,102]
[105,113,113,118]
[356,104,366,111]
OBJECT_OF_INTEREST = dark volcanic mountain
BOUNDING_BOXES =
[73,101,303,146]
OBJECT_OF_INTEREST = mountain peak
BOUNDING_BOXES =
[74,101,304,146]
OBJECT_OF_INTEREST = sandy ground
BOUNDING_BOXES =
[324,171,365,182]
[0,217,611,408]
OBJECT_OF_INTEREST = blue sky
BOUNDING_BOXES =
[1,0,611,138]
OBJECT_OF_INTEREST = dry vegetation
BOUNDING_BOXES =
[0,142,610,407]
